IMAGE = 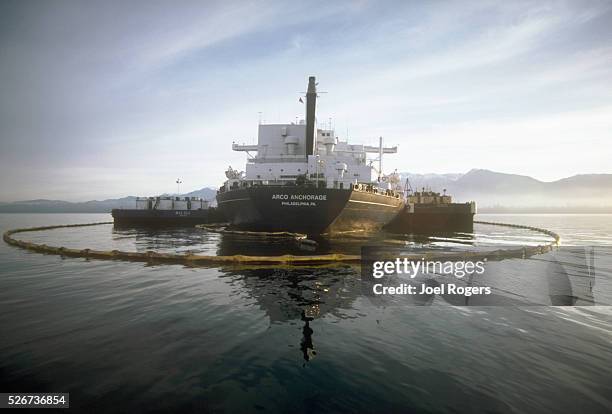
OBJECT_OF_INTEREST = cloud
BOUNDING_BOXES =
[1,0,611,201]
[380,105,612,180]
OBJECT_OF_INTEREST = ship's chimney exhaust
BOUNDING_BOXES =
[305,76,317,157]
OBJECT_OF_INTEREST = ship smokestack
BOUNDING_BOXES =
[305,76,317,157]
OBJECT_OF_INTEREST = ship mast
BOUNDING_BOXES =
[305,76,317,158]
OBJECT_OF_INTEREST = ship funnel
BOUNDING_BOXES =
[305,76,317,157]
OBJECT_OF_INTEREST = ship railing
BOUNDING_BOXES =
[249,155,308,163]
[351,183,401,199]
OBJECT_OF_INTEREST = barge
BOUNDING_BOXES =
[112,196,222,227]
[385,190,476,233]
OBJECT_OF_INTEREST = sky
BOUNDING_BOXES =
[0,0,611,202]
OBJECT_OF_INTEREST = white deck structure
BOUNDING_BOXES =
[226,122,399,191]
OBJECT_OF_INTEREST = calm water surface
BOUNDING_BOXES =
[1,213,611,413]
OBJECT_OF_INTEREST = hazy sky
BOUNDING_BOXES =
[1,0,611,201]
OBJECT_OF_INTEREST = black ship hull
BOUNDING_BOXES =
[216,186,403,235]
[385,203,475,234]
[111,208,222,227]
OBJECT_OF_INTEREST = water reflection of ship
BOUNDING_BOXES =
[215,233,310,257]
[300,310,316,365]
[221,267,358,322]
[214,229,477,258]
[218,267,359,364]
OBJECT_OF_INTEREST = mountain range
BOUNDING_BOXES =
[401,169,612,212]
[1,170,611,213]
[0,188,217,213]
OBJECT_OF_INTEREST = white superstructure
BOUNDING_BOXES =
[221,76,404,196]
[227,124,399,190]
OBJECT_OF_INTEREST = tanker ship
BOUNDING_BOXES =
[216,76,405,235]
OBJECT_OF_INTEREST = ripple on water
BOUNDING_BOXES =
[1,214,612,412]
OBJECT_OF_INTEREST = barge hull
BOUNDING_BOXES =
[111,208,223,227]
[385,203,475,234]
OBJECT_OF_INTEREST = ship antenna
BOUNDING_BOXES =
[378,136,383,182]
[176,178,182,195]
[405,178,413,193]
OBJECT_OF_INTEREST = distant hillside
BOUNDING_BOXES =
[181,187,217,199]
[402,169,612,210]
[1,172,611,213]
[0,187,217,213]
